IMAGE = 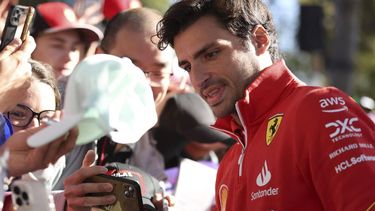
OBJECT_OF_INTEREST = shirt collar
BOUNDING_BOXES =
[213,60,305,134]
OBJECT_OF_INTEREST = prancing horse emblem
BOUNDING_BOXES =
[266,114,283,146]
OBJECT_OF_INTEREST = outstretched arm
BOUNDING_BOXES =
[3,125,78,177]
[0,36,36,112]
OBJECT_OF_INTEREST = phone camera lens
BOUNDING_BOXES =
[124,190,130,197]
[16,197,23,206]
[21,191,29,201]
[13,185,21,194]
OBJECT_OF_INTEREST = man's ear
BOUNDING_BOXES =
[251,25,270,55]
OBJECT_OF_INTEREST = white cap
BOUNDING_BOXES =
[360,96,375,111]
[27,54,157,147]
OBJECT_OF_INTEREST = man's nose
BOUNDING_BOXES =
[190,63,208,90]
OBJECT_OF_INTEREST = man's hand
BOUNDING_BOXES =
[3,124,78,177]
[0,36,36,112]
[152,192,175,210]
[64,150,116,211]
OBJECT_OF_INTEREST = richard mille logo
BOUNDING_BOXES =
[256,160,271,187]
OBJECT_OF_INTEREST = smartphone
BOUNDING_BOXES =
[85,174,144,211]
[0,5,35,51]
[10,179,56,211]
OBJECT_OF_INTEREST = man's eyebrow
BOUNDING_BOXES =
[178,42,217,67]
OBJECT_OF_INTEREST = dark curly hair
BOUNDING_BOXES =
[156,0,281,62]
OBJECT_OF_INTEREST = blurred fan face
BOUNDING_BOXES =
[32,30,85,80]
[108,27,174,106]
[6,80,56,132]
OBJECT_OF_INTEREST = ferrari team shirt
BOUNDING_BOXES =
[213,60,375,211]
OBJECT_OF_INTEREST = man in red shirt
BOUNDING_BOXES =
[156,0,375,210]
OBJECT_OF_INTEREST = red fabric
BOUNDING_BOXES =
[103,0,142,20]
[37,2,78,27]
[213,60,375,210]
[2,193,13,211]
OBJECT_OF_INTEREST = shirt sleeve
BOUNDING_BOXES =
[294,87,375,211]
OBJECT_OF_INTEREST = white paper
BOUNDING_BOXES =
[172,159,217,211]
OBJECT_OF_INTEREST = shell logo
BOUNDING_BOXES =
[219,184,228,211]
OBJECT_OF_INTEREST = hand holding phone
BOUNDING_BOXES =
[0,5,34,51]
[84,174,144,211]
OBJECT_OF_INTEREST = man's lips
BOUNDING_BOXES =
[201,84,225,106]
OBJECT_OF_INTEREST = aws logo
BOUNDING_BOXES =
[319,97,348,113]
[266,114,283,146]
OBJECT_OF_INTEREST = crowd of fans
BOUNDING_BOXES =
[0,0,233,210]
[0,0,374,211]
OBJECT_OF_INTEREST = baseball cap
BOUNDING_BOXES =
[31,2,103,43]
[27,54,157,147]
[157,93,232,143]
[360,96,375,111]
[102,0,142,21]
[106,162,164,210]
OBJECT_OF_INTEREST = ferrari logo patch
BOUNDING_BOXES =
[266,114,283,146]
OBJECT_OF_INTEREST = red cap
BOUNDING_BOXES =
[32,2,103,43]
[102,0,142,21]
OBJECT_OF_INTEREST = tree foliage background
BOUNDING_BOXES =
[322,0,374,99]
[357,0,375,99]
[140,0,170,13]
[281,0,374,100]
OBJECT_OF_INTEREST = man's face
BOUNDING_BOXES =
[109,27,174,106]
[174,15,260,118]
[32,30,85,80]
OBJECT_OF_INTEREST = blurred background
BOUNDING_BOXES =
[16,0,375,101]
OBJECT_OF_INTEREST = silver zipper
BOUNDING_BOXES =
[238,147,245,176]
[235,102,247,177]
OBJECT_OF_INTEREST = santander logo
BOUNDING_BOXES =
[256,161,271,187]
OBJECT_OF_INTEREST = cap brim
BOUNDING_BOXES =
[27,115,82,148]
[43,24,103,43]
[182,125,232,143]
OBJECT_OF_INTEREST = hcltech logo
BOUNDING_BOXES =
[251,161,279,201]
